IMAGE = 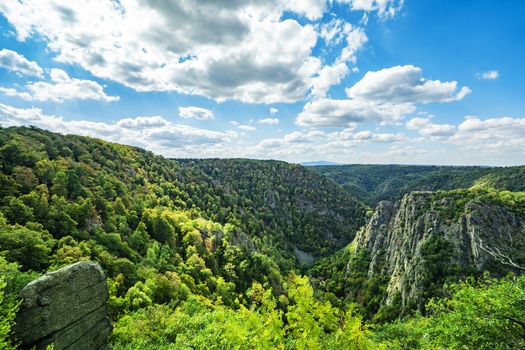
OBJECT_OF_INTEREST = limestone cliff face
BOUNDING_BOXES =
[14,261,111,350]
[352,191,525,313]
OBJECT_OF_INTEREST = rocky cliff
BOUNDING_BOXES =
[351,190,525,315]
[13,261,111,350]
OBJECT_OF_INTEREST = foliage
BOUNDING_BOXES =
[112,277,384,349]
[179,158,367,256]
[1,126,524,349]
[312,164,525,206]
[0,275,18,350]
[426,275,525,349]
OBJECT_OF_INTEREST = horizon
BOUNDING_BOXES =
[0,1,524,165]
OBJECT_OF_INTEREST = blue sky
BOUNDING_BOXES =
[0,0,524,165]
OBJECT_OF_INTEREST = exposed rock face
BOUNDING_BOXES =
[352,191,525,314]
[14,261,111,350]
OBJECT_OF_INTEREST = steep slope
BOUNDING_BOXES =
[178,158,367,257]
[0,126,365,292]
[0,126,371,348]
[311,164,525,206]
[311,188,525,320]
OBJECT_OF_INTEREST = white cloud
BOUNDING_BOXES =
[270,108,279,115]
[238,124,256,131]
[0,0,335,104]
[0,49,43,77]
[418,123,456,137]
[117,116,170,129]
[310,62,349,98]
[338,26,368,64]
[258,118,280,125]
[0,103,234,157]
[0,68,119,102]
[296,98,414,127]
[405,114,525,158]
[286,0,326,20]
[298,65,470,127]
[443,116,525,159]
[405,116,455,137]
[252,127,405,160]
[178,106,214,120]
[476,70,499,80]
[319,18,368,63]
[406,117,430,129]
[339,0,405,19]
[0,87,32,100]
[346,65,471,104]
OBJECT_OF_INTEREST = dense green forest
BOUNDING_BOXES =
[311,164,525,206]
[1,126,525,349]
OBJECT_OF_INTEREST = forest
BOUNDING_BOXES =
[311,163,525,206]
[1,126,525,349]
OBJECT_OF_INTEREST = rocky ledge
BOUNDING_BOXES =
[14,261,111,350]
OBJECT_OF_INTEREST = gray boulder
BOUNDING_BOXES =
[14,261,111,350]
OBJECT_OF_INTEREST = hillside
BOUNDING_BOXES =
[311,164,525,206]
[310,188,525,321]
[178,158,366,258]
[1,126,525,349]
[0,126,373,348]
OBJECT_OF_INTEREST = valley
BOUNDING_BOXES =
[0,126,524,349]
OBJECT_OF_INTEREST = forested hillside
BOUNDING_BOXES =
[178,158,366,257]
[0,126,372,348]
[310,188,525,320]
[311,164,525,206]
[1,126,525,349]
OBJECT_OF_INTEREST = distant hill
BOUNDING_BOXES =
[311,164,525,206]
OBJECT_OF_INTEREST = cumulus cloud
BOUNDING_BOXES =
[319,19,368,62]
[297,65,470,127]
[405,114,525,158]
[238,124,256,131]
[0,0,336,104]
[476,70,499,80]
[338,0,405,19]
[346,65,471,104]
[0,103,234,157]
[117,116,170,129]
[286,0,326,20]
[252,127,405,161]
[406,117,430,129]
[452,116,525,148]
[0,68,119,102]
[310,63,350,98]
[0,49,43,77]
[0,87,32,100]
[178,106,214,120]
[310,19,368,98]
[418,123,456,137]
[405,116,455,137]
[296,98,414,127]
[258,118,279,125]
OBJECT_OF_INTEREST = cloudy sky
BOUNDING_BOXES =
[0,0,524,165]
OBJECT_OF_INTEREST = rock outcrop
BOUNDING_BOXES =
[14,261,111,350]
[352,191,525,314]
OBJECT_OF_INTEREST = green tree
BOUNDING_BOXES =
[0,225,51,271]
[427,275,525,349]
[0,276,18,350]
